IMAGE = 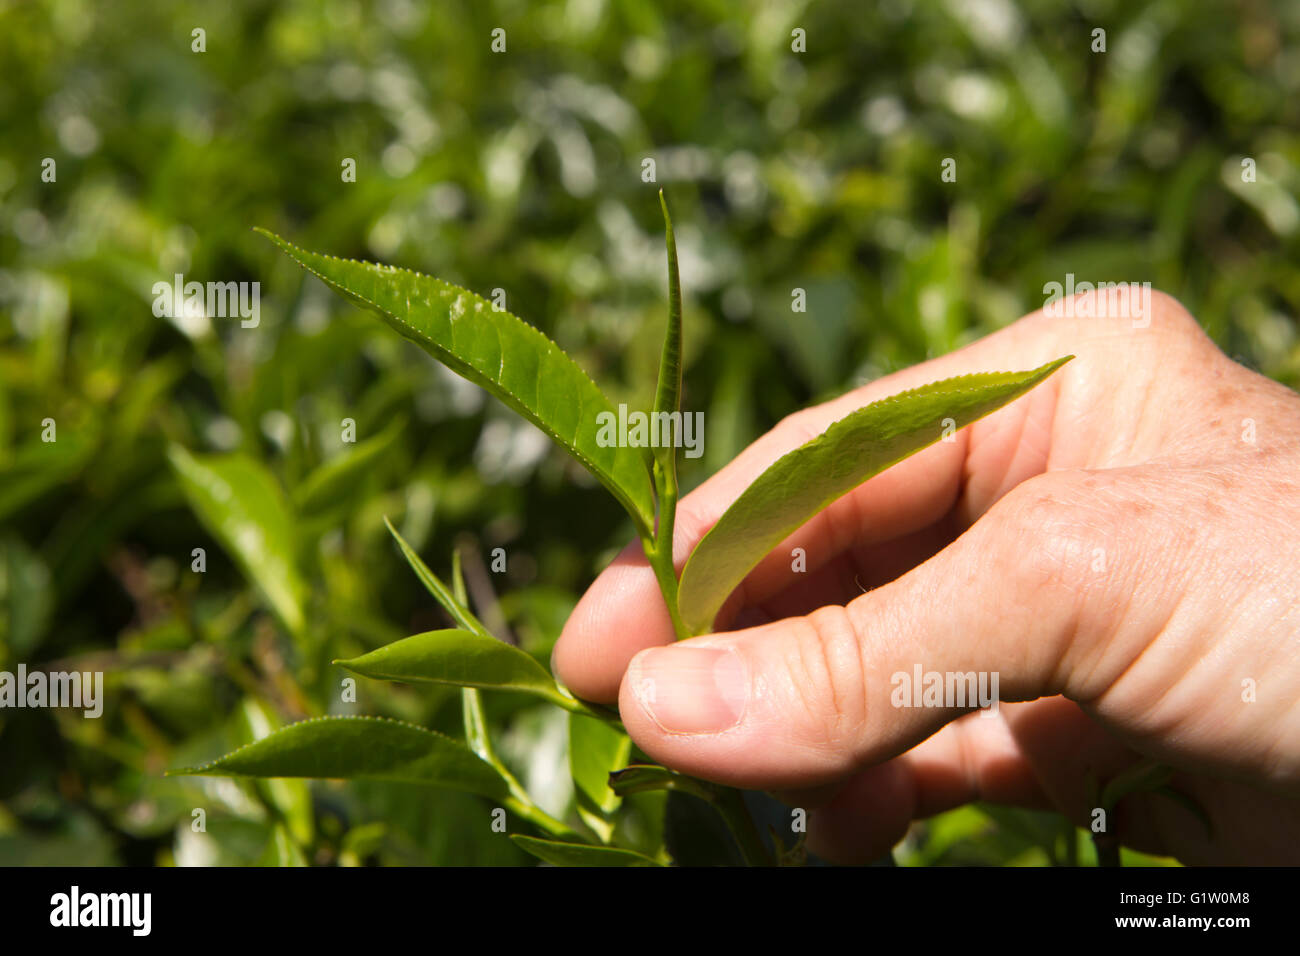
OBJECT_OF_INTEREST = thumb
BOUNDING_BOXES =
[618,470,1134,791]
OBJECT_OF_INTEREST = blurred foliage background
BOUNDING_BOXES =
[1,0,1296,866]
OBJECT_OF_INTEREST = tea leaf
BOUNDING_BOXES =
[652,189,683,476]
[383,516,482,634]
[677,356,1073,634]
[570,714,632,818]
[171,716,508,800]
[293,416,405,518]
[257,230,655,535]
[167,445,307,638]
[336,629,566,705]
[609,764,718,803]
[0,432,95,522]
[510,834,665,867]
[257,824,308,867]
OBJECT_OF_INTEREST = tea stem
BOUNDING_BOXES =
[715,787,775,867]
[647,459,690,641]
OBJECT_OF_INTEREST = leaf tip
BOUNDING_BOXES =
[165,766,206,777]
[658,189,672,224]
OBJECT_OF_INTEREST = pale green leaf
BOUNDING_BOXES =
[257,824,308,867]
[677,356,1073,634]
[258,230,655,534]
[171,716,508,800]
[167,445,306,637]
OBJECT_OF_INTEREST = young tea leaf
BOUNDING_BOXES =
[569,714,633,823]
[652,189,683,474]
[677,356,1073,634]
[171,716,508,800]
[383,516,484,635]
[257,824,309,867]
[608,764,719,803]
[292,415,405,519]
[257,230,656,535]
[510,834,665,867]
[167,445,307,638]
[336,629,566,706]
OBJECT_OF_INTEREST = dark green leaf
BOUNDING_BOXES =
[0,432,95,522]
[293,416,405,518]
[258,230,655,534]
[171,716,508,800]
[0,534,53,657]
[609,764,718,803]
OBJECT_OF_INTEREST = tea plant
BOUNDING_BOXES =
[171,193,1070,866]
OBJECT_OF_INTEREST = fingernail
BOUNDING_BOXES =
[629,646,747,734]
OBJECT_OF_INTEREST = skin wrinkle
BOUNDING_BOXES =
[1046,475,1153,699]
[819,604,870,752]
[790,613,843,758]
[844,600,875,755]
[1088,585,1192,743]
[1059,530,1141,704]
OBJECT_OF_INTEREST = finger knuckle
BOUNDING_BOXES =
[994,471,1103,600]
[1039,284,1210,345]
[785,605,870,755]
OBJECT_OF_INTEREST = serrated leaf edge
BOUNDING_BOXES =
[167,715,477,777]
[255,229,655,531]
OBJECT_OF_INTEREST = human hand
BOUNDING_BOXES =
[554,288,1300,864]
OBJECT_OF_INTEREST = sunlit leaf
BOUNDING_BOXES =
[258,230,655,534]
[652,189,683,477]
[336,629,566,705]
[569,714,632,830]
[257,824,308,867]
[677,356,1073,634]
